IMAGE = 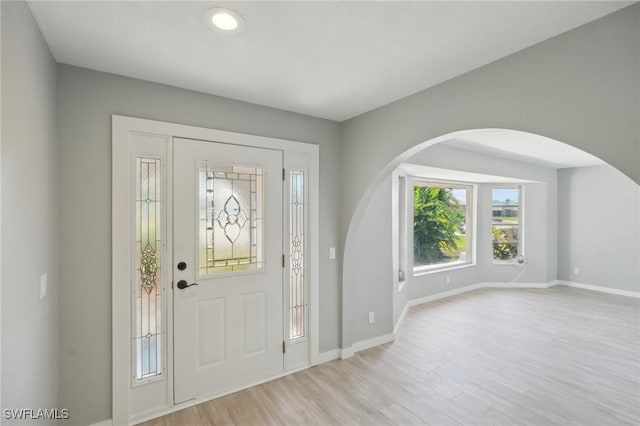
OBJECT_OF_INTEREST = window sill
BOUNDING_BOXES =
[413,261,475,277]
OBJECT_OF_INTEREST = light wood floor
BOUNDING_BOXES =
[142,286,640,425]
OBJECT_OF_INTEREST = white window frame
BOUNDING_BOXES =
[411,178,477,276]
[392,172,409,292]
[491,185,524,265]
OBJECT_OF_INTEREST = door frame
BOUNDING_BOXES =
[112,115,320,425]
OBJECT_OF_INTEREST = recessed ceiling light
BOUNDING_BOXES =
[206,8,245,34]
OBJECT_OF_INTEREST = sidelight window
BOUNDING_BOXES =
[134,157,164,381]
[289,171,306,340]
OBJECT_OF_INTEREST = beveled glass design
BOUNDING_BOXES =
[199,163,263,275]
[289,171,306,340]
[135,157,163,380]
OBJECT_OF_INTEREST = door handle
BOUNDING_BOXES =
[177,280,199,290]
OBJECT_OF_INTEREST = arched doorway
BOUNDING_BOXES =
[340,129,639,353]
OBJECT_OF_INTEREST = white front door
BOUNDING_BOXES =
[173,137,284,404]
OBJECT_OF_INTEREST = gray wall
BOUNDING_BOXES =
[347,145,558,341]
[558,165,640,292]
[348,175,395,341]
[57,65,341,425]
[340,4,638,348]
[1,2,59,424]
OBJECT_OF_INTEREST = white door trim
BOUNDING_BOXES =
[112,115,320,425]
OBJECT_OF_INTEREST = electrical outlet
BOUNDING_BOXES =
[329,247,336,260]
[446,275,451,284]
[40,273,47,300]
[573,267,580,275]
[368,311,375,324]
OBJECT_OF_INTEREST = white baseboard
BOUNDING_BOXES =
[340,348,355,359]
[483,281,557,289]
[313,333,396,362]
[556,280,640,298]
[407,283,484,307]
[312,349,340,365]
[340,332,395,359]
[407,281,557,309]
[89,420,113,426]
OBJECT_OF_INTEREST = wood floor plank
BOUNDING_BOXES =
[140,287,640,426]
[378,402,428,426]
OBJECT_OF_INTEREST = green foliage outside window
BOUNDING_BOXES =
[413,187,465,265]
[492,227,518,260]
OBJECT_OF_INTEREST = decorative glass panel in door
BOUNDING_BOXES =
[199,163,263,276]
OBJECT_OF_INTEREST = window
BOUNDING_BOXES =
[492,186,521,262]
[289,170,306,340]
[134,157,164,382]
[413,181,473,272]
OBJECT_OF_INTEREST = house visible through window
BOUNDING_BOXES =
[413,180,473,273]
[492,186,521,262]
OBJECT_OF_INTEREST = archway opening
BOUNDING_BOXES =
[341,128,639,351]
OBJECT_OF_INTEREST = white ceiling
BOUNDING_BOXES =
[443,129,605,169]
[29,1,631,121]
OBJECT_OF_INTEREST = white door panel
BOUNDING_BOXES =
[173,137,283,404]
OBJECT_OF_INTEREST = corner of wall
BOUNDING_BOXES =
[2,0,60,419]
